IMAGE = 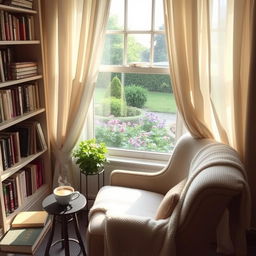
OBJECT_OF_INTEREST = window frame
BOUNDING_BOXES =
[91,0,179,162]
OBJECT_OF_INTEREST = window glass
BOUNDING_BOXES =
[101,34,124,65]
[153,34,168,66]
[127,0,152,30]
[94,0,177,155]
[127,34,151,64]
[94,72,176,153]
[155,0,165,30]
[107,0,124,30]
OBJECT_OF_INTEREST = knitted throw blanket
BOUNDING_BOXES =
[90,143,250,256]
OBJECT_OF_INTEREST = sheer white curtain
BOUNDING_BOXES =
[164,0,255,253]
[42,0,110,187]
[164,0,253,158]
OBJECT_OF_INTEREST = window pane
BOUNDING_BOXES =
[155,0,165,30]
[153,34,168,66]
[127,34,150,64]
[107,0,124,30]
[94,72,176,153]
[101,34,124,65]
[127,0,152,30]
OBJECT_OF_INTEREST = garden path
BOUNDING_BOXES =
[150,111,176,127]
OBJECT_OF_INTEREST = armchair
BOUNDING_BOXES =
[86,134,250,256]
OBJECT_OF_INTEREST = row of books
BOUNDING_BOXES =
[1,0,34,10]
[0,10,34,41]
[0,83,40,123]
[10,62,38,80]
[0,47,38,82]
[0,121,46,170]
[2,160,44,215]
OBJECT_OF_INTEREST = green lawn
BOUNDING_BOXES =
[94,88,177,113]
[144,91,176,113]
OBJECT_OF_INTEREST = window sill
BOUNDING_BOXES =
[106,154,169,172]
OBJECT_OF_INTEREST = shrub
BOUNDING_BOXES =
[125,85,147,108]
[101,97,127,117]
[104,76,126,100]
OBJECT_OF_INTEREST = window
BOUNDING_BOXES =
[94,0,177,156]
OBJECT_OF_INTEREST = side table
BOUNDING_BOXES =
[80,169,105,211]
[42,193,87,256]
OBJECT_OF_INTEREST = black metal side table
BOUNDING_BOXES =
[80,169,105,211]
[42,194,87,256]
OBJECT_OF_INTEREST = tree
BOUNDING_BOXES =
[127,37,148,63]
[154,25,168,64]
[102,15,150,65]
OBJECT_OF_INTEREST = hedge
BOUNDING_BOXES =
[97,72,173,93]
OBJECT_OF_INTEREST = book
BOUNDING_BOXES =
[12,172,22,207]
[10,65,37,72]
[11,211,48,228]
[18,170,27,202]
[35,122,47,150]
[10,62,37,68]
[0,220,51,254]
[11,72,37,80]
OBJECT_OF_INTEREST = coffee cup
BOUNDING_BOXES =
[53,186,80,205]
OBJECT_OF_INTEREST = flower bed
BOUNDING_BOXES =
[95,112,175,153]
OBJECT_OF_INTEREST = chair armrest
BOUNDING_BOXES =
[110,169,165,193]
[105,212,168,256]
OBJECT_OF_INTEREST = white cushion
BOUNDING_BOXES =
[88,186,164,235]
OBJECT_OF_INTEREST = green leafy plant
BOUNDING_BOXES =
[72,139,108,175]
[125,85,147,108]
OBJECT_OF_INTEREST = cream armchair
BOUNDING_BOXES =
[86,134,250,256]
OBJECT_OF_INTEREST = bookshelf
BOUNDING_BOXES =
[0,0,51,234]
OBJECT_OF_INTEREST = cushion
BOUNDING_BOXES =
[155,179,187,220]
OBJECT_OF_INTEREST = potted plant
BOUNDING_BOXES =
[72,138,108,175]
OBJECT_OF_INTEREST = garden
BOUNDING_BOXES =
[94,75,177,153]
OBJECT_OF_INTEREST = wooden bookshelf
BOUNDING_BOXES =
[0,0,51,234]
[0,41,40,45]
[0,4,37,14]
[0,75,43,88]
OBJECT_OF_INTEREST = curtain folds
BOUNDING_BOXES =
[164,0,254,159]
[163,0,256,242]
[42,0,110,187]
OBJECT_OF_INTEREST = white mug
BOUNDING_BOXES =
[53,186,80,205]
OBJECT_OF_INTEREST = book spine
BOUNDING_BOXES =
[0,11,6,41]
[18,86,24,115]
[6,178,18,209]
[0,51,5,82]
[35,82,40,109]
[0,94,3,123]
[8,13,13,41]
[4,12,10,41]
[2,183,9,215]
[0,138,8,170]
[19,170,27,200]
[14,173,22,207]
[6,181,15,213]
[2,49,8,81]
[25,167,32,196]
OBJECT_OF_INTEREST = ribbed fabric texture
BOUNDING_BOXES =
[89,142,250,256]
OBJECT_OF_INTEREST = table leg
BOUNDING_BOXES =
[73,213,86,256]
[63,215,70,256]
[61,216,65,248]
[44,215,56,256]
